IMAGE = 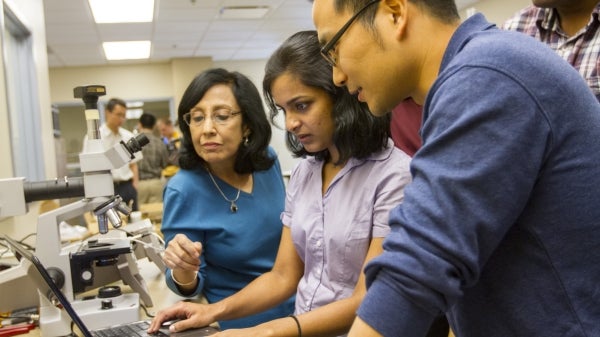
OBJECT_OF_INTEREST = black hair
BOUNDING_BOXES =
[333,0,460,28]
[178,68,274,173]
[105,98,127,112]
[263,30,389,164]
[139,113,156,129]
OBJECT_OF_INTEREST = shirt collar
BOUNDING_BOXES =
[440,13,496,73]
[306,138,396,169]
[100,123,119,136]
[537,4,600,34]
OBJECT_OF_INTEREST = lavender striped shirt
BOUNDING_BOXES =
[281,140,412,333]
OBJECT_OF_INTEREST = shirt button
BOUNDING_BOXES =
[316,240,322,247]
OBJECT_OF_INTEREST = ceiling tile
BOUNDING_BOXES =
[97,23,153,41]
[43,0,321,68]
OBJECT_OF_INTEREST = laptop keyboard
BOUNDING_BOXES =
[91,320,168,337]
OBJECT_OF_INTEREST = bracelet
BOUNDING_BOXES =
[170,269,198,287]
[289,315,302,337]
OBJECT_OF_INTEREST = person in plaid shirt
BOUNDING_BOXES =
[504,0,600,101]
[136,112,169,203]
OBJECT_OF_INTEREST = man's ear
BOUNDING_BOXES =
[381,0,409,40]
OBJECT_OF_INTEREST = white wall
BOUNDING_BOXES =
[460,0,531,25]
[0,0,54,241]
[0,4,11,179]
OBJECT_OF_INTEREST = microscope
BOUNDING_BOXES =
[0,85,165,336]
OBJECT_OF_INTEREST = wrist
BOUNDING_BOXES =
[289,315,302,337]
[171,269,197,287]
[211,300,229,323]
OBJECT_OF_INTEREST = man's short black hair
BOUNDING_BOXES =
[139,112,157,129]
[105,97,127,112]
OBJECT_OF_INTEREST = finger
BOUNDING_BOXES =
[179,239,202,258]
[162,249,200,271]
[169,317,196,333]
[164,239,200,263]
[148,311,172,332]
[165,237,202,266]
[148,302,188,332]
[171,234,194,251]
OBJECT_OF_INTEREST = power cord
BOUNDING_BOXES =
[140,304,155,318]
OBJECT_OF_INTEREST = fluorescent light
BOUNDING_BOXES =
[103,41,151,60]
[126,108,143,119]
[219,6,270,19]
[127,101,144,108]
[89,0,154,23]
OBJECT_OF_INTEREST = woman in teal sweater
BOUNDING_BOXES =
[160,68,294,329]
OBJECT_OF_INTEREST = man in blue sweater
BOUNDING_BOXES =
[313,0,600,336]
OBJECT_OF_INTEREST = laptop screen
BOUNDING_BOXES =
[2,234,93,337]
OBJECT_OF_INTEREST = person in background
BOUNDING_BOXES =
[156,68,295,329]
[392,101,449,337]
[312,0,600,336]
[136,112,169,203]
[83,97,141,211]
[504,0,600,100]
[149,30,412,337]
[392,98,450,337]
[156,117,182,179]
[390,98,422,156]
[157,117,181,142]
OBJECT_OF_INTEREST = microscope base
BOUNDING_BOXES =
[72,292,140,330]
[39,292,140,335]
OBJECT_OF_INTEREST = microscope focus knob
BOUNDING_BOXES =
[98,285,122,298]
[101,299,113,310]
[80,269,93,282]
[47,267,65,289]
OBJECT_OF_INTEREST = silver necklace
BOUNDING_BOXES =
[207,170,241,213]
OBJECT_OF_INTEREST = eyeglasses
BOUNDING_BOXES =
[320,0,380,67]
[183,108,241,127]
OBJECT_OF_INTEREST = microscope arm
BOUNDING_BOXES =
[124,220,166,273]
[136,235,166,274]
[117,253,153,307]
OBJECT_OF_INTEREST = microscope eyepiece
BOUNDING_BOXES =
[124,133,149,153]
[118,133,149,160]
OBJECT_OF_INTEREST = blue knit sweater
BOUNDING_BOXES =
[162,148,294,329]
[359,14,600,337]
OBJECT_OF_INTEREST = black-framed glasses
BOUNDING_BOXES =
[320,0,380,67]
[183,108,241,127]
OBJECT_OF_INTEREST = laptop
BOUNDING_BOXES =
[2,235,218,337]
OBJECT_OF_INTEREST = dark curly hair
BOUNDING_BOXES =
[263,30,389,164]
[178,68,274,173]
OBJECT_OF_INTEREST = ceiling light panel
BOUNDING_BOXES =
[219,6,270,19]
[89,0,155,23]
